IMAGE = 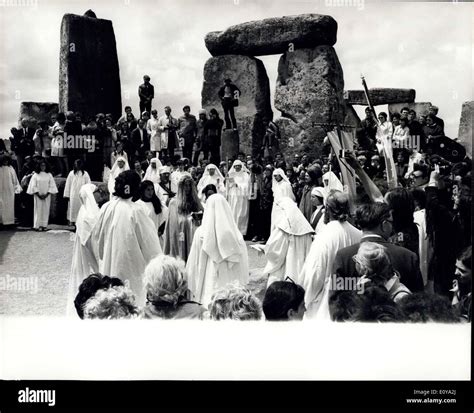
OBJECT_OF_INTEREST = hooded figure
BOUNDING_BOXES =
[264,197,314,287]
[271,168,296,230]
[197,163,226,202]
[107,156,130,195]
[143,158,163,185]
[67,184,100,316]
[187,194,249,306]
[226,159,251,236]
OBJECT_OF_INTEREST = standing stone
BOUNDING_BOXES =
[343,102,361,130]
[205,14,337,57]
[388,102,432,117]
[275,46,345,159]
[18,102,59,129]
[458,101,473,158]
[344,88,415,106]
[59,13,122,122]
[221,130,240,163]
[201,55,272,157]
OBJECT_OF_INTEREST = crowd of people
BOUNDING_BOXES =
[0,99,471,323]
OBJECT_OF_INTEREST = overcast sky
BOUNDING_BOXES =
[0,0,472,140]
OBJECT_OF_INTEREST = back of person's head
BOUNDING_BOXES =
[355,202,391,231]
[114,170,141,199]
[353,242,394,284]
[329,291,364,322]
[143,255,190,308]
[262,281,305,321]
[384,187,415,231]
[324,190,350,223]
[74,273,124,319]
[355,286,406,322]
[83,285,140,319]
[307,165,322,184]
[398,292,459,323]
[209,284,262,321]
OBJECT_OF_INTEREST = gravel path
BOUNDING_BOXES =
[0,228,268,316]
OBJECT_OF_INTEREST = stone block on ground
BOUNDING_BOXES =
[205,14,337,57]
[221,130,240,162]
[18,102,59,129]
[344,88,415,106]
[202,55,272,157]
[59,13,122,123]
[275,45,345,159]
[458,101,473,158]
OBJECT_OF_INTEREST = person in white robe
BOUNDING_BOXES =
[226,159,251,236]
[26,160,58,230]
[64,159,91,224]
[196,163,226,203]
[0,155,21,225]
[147,109,161,156]
[93,170,162,306]
[187,193,249,306]
[299,190,362,320]
[107,156,129,195]
[143,157,163,187]
[270,168,295,230]
[66,183,101,316]
[170,161,188,194]
[309,186,326,235]
[322,170,344,195]
[264,197,314,287]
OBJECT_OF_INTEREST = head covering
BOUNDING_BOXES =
[271,197,314,236]
[201,194,243,264]
[322,171,343,193]
[159,166,171,175]
[143,158,163,184]
[197,163,224,194]
[272,168,290,187]
[76,184,100,246]
[228,159,249,175]
[311,186,326,199]
[110,156,130,178]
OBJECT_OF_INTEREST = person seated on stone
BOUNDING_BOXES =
[428,105,444,132]
[262,279,306,321]
[398,292,459,323]
[208,284,262,321]
[329,290,364,322]
[354,285,406,322]
[423,114,444,147]
[83,285,140,320]
[143,255,205,320]
[73,273,124,319]
[353,242,411,304]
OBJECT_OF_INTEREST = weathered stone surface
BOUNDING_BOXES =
[201,55,272,156]
[205,14,337,57]
[18,102,59,129]
[221,130,240,162]
[458,101,473,158]
[343,101,361,130]
[344,88,416,106]
[59,13,122,122]
[388,102,432,117]
[275,46,345,159]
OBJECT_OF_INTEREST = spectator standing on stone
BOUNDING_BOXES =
[206,108,224,165]
[158,106,179,159]
[192,109,208,166]
[178,105,198,162]
[218,78,241,130]
[428,105,444,132]
[138,75,154,114]
[26,158,58,231]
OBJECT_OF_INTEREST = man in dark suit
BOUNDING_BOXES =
[332,202,424,293]
[131,118,150,162]
[11,118,36,177]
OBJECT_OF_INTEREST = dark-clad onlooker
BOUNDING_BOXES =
[206,108,224,165]
[218,78,241,130]
[298,165,322,222]
[428,105,444,132]
[452,246,471,321]
[398,292,459,323]
[11,118,36,176]
[262,280,306,321]
[178,105,197,162]
[138,75,154,114]
[356,107,377,151]
[143,255,205,320]
[131,118,150,162]
[332,202,424,292]
[423,114,444,150]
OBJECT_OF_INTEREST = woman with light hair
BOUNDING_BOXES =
[226,159,251,236]
[163,174,203,262]
[264,197,314,287]
[83,285,140,319]
[354,242,411,303]
[209,284,262,321]
[187,194,249,306]
[196,163,226,203]
[143,255,205,319]
[299,190,362,320]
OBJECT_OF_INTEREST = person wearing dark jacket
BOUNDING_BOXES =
[332,202,424,293]
[131,119,150,162]
[206,108,224,165]
[218,78,241,130]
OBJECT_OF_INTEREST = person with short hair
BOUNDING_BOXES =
[158,106,179,159]
[428,105,444,132]
[83,285,140,319]
[356,107,377,151]
[398,291,459,323]
[138,75,154,114]
[131,118,150,162]
[206,108,224,165]
[143,255,205,319]
[208,284,261,321]
[26,158,58,231]
[218,78,241,130]
[93,170,162,305]
[187,194,248,306]
[147,109,161,156]
[355,286,406,322]
[452,245,471,321]
[178,106,197,162]
[300,191,362,319]
[117,106,134,124]
[263,280,306,321]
